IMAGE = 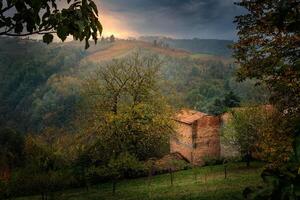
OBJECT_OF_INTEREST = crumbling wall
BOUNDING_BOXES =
[193,116,221,165]
[171,114,222,166]
[170,122,193,161]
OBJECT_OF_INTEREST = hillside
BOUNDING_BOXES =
[0,37,268,134]
[86,40,190,62]
[139,36,233,57]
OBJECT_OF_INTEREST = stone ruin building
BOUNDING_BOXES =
[170,109,221,165]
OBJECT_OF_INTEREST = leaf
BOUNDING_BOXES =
[89,1,98,15]
[14,23,23,33]
[75,20,85,31]
[85,38,90,49]
[95,20,102,34]
[57,26,69,41]
[43,33,54,44]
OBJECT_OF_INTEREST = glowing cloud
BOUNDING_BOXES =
[100,9,139,39]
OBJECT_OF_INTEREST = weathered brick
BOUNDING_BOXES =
[171,109,221,165]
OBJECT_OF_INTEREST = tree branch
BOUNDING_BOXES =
[0,26,56,36]
[0,5,14,15]
[1,30,57,37]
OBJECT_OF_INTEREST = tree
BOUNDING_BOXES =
[106,152,143,195]
[5,135,70,199]
[222,106,293,168]
[233,0,300,117]
[110,34,115,42]
[79,52,174,162]
[209,98,225,115]
[208,91,240,115]
[233,1,300,198]
[0,128,25,181]
[153,40,157,47]
[223,91,240,108]
[222,108,260,167]
[0,0,102,48]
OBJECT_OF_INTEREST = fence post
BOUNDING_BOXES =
[169,168,173,186]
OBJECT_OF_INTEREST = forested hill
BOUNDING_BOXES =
[0,37,268,134]
[139,36,233,57]
[0,37,86,133]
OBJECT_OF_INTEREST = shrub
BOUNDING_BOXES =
[243,163,300,199]
[0,180,8,200]
[6,169,77,198]
[202,156,225,166]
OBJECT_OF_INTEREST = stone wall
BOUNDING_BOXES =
[193,116,221,165]
[171,115,221,166]
[170,123,193,161]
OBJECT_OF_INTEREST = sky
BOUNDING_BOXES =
[97,0,246,40]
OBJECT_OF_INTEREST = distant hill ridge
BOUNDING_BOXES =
[139,36,233,57]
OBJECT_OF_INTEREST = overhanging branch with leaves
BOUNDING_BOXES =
[0,0,102,49]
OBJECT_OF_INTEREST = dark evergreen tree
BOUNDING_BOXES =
[223,91,240,108]
[110,35,116,43]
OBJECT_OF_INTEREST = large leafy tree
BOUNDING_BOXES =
[233,1,300,198]
[79,52,174,162]
[233,0,300,116]
[0,0,102,48]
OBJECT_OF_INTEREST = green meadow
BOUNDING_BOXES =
[18,162,263,200]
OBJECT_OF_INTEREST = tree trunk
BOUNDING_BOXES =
[112,95,118,114]
[246,151,251,167]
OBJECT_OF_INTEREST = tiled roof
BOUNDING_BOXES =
[174,109,207,124]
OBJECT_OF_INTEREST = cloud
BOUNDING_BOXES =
[97,0,245,39]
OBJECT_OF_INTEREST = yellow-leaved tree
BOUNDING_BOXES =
[78,51,175,163]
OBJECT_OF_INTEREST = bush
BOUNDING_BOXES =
[0,180,8,200]
[82,152,148,186]
[152,157,191,175]
[5,169,77,198]
[202,156,225,166]
[243,163,300,200]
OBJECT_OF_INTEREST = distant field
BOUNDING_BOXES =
[82,40,235,66]
[18,162,264,200]
[85,40,191,63]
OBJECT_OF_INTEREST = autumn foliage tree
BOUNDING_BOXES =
[233,0,300,198]
[233,0,300,161]
[79,52,175,162]
[222,106,293,168]
[233,0,300,119]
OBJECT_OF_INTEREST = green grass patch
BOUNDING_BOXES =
[17,162,264,200]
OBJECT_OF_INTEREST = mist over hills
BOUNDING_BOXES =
[139,36,233,57]
[0,37,267,134]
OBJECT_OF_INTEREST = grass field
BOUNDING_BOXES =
[85,40,190,63]
[17,162,264,200]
